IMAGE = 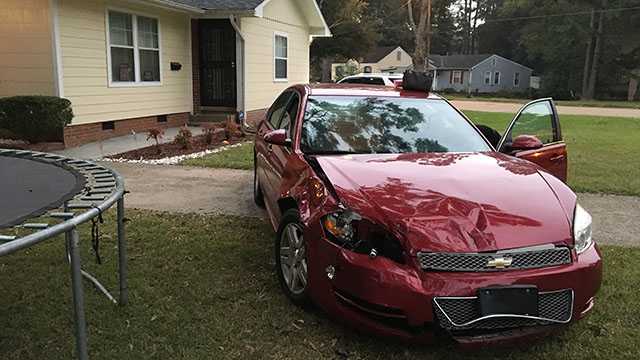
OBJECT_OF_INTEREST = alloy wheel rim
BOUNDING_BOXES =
[280,223,308,295]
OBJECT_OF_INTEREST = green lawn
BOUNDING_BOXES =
[445,95,640,109]
[466,111,640,196]
[1,211,639,359]
[181,142,254,170]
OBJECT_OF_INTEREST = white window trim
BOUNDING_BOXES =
[105,8,163,87]
[514,72,520,87]
[273,31,288,83]
[484,71,491,85]
[494,71,501,85]
[452,70,462,84]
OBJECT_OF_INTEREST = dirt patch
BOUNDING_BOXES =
[107,125,245,160]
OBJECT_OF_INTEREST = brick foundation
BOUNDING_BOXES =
[63,112,189,148]
[245,108,268,129]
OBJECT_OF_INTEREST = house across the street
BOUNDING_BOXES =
[427,54,533,94]
[0,0,330,147]
[331,46,412,81]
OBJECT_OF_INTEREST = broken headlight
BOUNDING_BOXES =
[322,210,405,264]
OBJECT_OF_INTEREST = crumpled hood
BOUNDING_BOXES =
[315,152,575,254]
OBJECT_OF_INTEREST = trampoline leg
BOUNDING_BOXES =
[117,197,128,306]
[69,227,89,360]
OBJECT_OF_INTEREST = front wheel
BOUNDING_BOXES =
[275,209,310,305]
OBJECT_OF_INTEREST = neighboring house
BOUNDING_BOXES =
[0,0,330,147]
[428,54,532,93]
[331,46,412,81]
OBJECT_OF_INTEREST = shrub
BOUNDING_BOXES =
[0,96,73,143]
[174,127,192,149]
[202,127,216,145]
[146,128,164,153]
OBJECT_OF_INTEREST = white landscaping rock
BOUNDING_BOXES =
[100,142,245,165]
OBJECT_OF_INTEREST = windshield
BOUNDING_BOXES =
[300,96,491,154]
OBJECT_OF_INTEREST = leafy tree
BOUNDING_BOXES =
[311,0,380,82]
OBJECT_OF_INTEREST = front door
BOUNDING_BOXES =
[199,19,236,108]
[498,98,568,182]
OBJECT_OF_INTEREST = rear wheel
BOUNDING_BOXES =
[253,150,265,208]
[275,209,310,305]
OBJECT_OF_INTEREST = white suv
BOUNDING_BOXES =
[337,73,403,86]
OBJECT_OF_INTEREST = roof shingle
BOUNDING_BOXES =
[172,0,265,11]
[427,54,493,69]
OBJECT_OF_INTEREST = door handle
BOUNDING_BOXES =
[550,155,565,162]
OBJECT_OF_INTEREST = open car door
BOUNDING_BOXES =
[497,98,568,182]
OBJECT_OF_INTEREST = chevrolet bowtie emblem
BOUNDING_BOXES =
[487,256,513,269]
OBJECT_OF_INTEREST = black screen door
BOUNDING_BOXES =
[199,20,236,108]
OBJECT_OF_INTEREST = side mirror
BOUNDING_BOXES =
[263,129,291,147]
[511,134,543,151]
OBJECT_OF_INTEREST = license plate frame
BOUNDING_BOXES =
[478,285,539,317]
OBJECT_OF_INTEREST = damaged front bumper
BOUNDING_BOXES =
[307,221,603,345]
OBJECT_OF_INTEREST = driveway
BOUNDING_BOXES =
[450,100,640,118]
[104,162,639,247]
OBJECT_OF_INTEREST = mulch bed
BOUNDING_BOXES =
[0,139,65,152]
[107,132,246,160]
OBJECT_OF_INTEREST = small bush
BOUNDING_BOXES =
[202,127,216,145]
[146,128,164,153]
[174,127,192,149]
[0,96,73,143]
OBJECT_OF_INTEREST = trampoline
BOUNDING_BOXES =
[0,148,128,360]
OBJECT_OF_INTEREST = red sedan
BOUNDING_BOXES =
[253,81,601,345]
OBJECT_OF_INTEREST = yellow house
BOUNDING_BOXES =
[0,0,330,147]
[331,46,413,81]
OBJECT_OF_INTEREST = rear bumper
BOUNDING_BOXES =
[308,225,602,345]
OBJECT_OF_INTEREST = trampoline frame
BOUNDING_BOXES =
[0,148,128,360]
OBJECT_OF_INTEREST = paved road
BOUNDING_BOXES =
[104,162,639,247]
[450,100,640,119]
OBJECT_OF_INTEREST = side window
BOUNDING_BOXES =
[509,101,556,144]
[278,93,300,137]
[267,92,291,128]
[365,77,385,85]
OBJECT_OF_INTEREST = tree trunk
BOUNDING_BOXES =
[581,8,595,99]
[408,0,429,71]
[586,0,607,100]
[426,0,432,66]
[320,57,333,83]
[629,78,639,101]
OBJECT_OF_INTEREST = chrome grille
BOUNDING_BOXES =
[417,246,571,272]
[433,289,573,331]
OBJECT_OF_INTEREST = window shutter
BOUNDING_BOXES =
[449,71,453,83]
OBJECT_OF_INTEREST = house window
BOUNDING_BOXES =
[514,72,520,87]
[363,66,372,73]
[484,71,491,84]
[494,71,501,85]
[452,71,463,84]
[274,33,288,81]
[396,51,402,61]
[492,58,496,67]
[108,10,160,85]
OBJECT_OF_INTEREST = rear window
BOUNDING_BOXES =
[301,96,490,154]
[340,77,385,86]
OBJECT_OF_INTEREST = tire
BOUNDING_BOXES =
[275,209,310,306]
[253,151,265,208]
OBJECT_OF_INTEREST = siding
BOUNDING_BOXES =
[470,55,532,93]
[375,47,413,72]
[0,0,55,97]
[241,0,310,112]
[58,0,193,125]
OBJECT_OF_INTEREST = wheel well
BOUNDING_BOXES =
[277,197,298,214]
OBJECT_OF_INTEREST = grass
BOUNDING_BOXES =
[1,210,639,359]
[445,94,640,109]
[466,111,640,196]
[181,142,254,170]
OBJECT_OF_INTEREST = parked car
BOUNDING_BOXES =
[252,82,601,345]
[337,73,403,86]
